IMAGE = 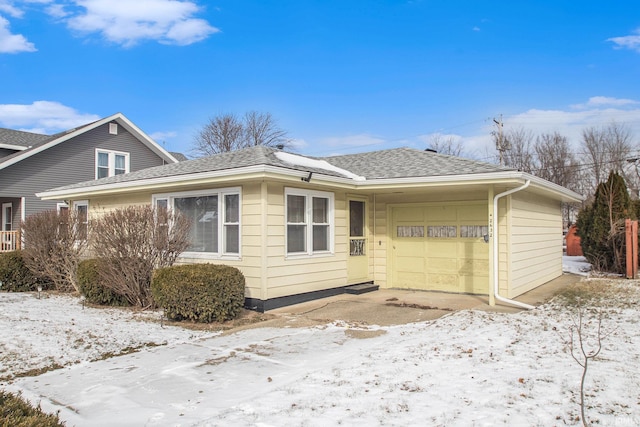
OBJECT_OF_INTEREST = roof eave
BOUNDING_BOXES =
[37,165,357,199]
[38,167,584,203]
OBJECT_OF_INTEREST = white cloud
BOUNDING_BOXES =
[149,130,177,141]
[571,96,639,109]
[608,28,640,53]
[500,98,640,150]
[0,14,36,53]
[64,0,220,47]
[0,1,24,18]
[0,101,100,133]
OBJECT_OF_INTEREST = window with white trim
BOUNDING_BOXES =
[153,188,241,258]
[96,149,130,179]
[74,200,88,240]
[285,188,334,256]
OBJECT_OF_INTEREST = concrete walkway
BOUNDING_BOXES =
[261,273,583,328]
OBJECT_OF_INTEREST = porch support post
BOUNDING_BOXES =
[20,197,26,250]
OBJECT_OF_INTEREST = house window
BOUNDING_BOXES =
[153,188,241,258]
[285,188,334,256]
[74,200,88,240]
[461,225,489,238]
[427,225,457,238]
[57,202,69,214]
[397,226,424,238]
[96,149,130,179]
[2,203,12,232]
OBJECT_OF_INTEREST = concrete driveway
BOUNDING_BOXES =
[252,273,582,329]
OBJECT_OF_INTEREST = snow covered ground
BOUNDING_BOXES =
[1,257,639,426]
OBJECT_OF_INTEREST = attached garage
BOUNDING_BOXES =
[391,202,489,294]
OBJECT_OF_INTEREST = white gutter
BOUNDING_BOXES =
[492,180,535,310]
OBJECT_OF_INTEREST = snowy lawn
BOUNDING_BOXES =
[1,259,639,426]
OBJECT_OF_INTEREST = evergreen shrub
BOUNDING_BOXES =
[0,390,65,427]
[0,251,46,292]
[576,171,634,273]
[77,259,130,306]
[151,264,245,322]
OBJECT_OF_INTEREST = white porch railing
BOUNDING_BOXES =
[0,230,20,252]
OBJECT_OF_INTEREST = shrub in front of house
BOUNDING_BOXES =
[0,390,65,427]
[77,259,130,307]
[151,264,245,322]
[90,205,192,308]
[0,251,47,292]
[21,209,88,293]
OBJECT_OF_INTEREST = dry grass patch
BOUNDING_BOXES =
[553,278,640,309]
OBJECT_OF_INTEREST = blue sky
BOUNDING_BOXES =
[1,0,639,160]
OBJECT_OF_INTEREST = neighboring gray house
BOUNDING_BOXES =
[0,113,179,251]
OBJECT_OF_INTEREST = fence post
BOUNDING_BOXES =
[633,220,638,278]
[625,219,638,279]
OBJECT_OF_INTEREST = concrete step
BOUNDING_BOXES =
[344,283,379,295]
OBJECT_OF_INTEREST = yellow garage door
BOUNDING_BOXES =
[391,203,489,294]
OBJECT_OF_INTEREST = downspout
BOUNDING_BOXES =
[492,180,535,310]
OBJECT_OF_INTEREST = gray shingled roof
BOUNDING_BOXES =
[43,145,514,194]
[0,128,50,148]
[326,147,513,179]
[44,145,348,192]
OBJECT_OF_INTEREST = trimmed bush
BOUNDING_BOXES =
[0,251,46,292]
[151,264,245,322]
[77,259,130,307]
[0,390,65,427]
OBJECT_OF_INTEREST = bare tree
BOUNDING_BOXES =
[580,122,636,197]
[21,210,88,292]
[427,133,464,156]
[502,127,536,172]
[192,111,289,157]
[192,113,244,156]
[534,132,579,190]
[242,111,289,148]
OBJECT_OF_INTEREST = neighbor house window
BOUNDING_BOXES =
[153,188,241,258]
[96,149,129,179]
[285,188,334,256]
[74,200,88,240]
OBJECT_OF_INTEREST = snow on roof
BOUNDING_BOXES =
[275,151,366,181]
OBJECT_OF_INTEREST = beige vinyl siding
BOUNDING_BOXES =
[508,192,563,297]
[497,196,510,297]
[372,196,388,287]
[263,182,348,300]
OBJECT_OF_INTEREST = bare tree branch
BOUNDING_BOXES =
[242,111,289,149]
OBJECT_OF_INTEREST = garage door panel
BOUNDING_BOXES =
[395,207,425,222]
[425,205,457,221]
[397,257,425,273]
[427,240,457,257]
[427,273,458,291]
[459,259,489,275]
[458,241,489,258]
[458,204,487,221]
[392,204,489,294]
[427,257,457,273]
[459,274,488,293]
